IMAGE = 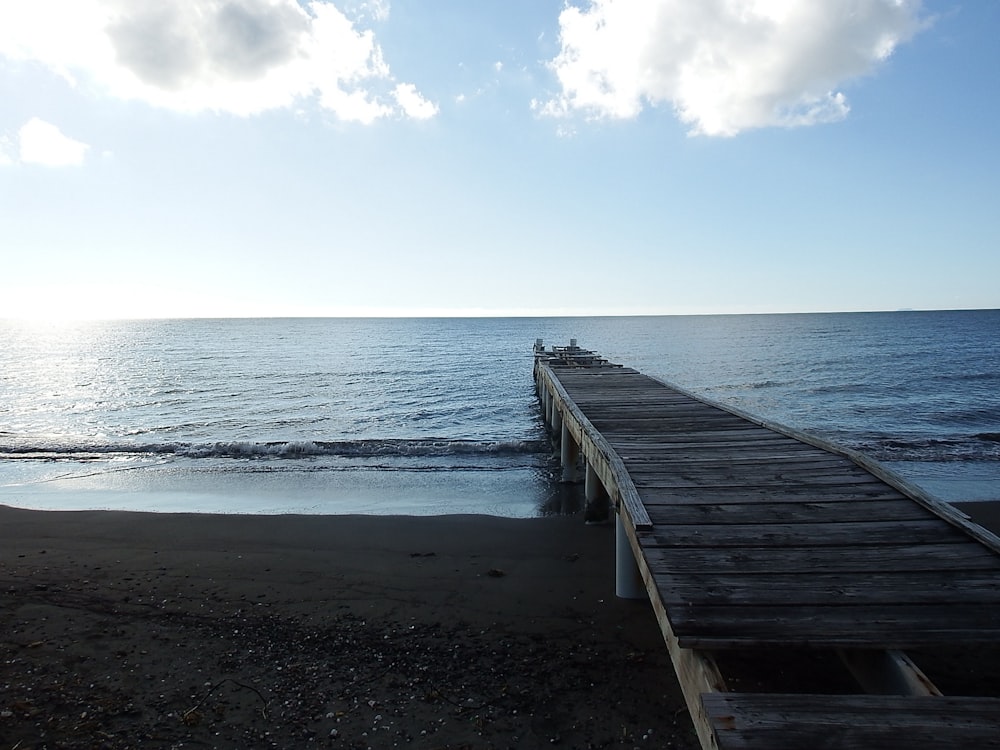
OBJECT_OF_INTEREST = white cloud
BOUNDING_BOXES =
[542,0,927,136]
[362,0,391,23]
[0,0,434,122]
[18,118,90,166]
[393,83,438,120]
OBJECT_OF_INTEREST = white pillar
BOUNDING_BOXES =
[616,511,646,599]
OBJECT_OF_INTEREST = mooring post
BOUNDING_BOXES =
[560,422,579,482]
[616,509,646,599]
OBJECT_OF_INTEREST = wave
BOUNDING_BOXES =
[0,438,549,461]
[852,433,1000,463]
[707,380,784,393]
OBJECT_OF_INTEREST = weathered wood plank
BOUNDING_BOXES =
[667,602,1000,647]
[703,693,1000,750]
[629,466,884,491]
[638,485,910,504]
[653,569,1000,607]
[644,542,1000,574]
[644,499,937,525]
[626,459,873,475]
[617,453,838,466]
[605,439,817,454]
[641,520,970,548]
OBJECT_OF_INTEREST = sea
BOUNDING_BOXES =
[1,311,997,517]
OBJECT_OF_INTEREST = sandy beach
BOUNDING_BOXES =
[3,502,1000,749]
[0,507,697,749]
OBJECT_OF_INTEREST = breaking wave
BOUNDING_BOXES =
[0,438,549,462]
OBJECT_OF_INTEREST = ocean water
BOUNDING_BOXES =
[1,312,997,516]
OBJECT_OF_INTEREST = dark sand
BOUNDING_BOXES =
[3,502,1000,749]
[0,507,696,749]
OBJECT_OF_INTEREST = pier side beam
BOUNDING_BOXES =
[560,422,578,482]
[615,509,646,599]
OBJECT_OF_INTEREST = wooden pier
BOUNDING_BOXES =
[533,341,1000,750]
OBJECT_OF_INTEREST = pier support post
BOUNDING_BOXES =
[560,423,579,482]
[584,461,609,523]
[542,389,554,430]
[551,401,563,438]
[616,510,646,600]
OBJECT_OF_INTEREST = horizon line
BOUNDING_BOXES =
[3,306,996,323]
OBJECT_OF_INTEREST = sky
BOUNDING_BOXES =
[1,0,998,319]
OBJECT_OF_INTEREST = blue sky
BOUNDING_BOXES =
[1,0,997,319]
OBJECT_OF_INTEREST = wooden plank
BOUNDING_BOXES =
[652,570,1000,607]
[605,439,817,454]
[645,543,1000,574]
[585,409,751,422]
[667,603,1000,648]
[703,693,1000,750]
[641,520,970,548]
[638,485,911,504]
[645,499,938,525]
[625,459,873,475]
[613,446,852,476]
[632,474,906,490]
[609,436,825,450]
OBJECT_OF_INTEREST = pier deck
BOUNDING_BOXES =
[533,342,1000,750]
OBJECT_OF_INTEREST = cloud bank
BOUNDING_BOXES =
[542,0,927,136]
[0,0,434,122]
